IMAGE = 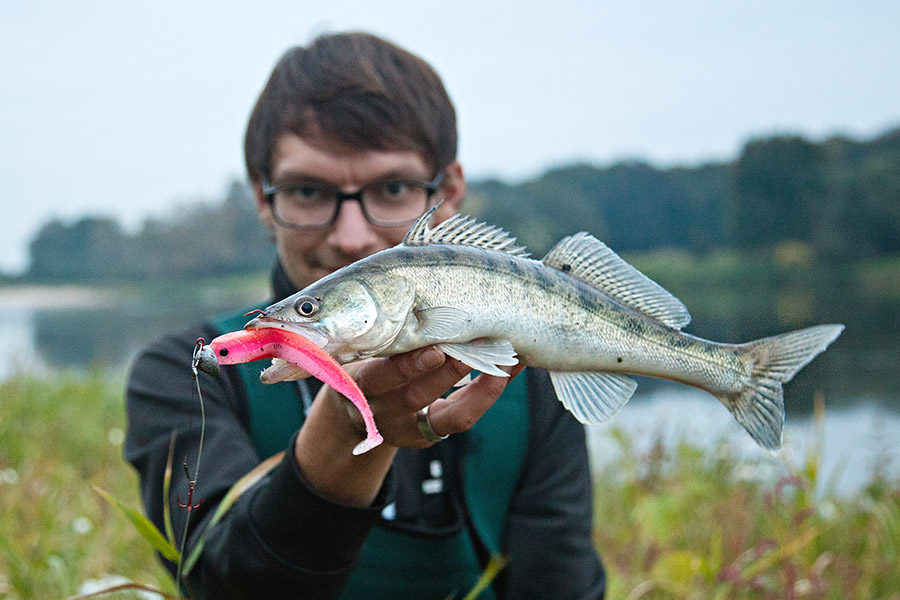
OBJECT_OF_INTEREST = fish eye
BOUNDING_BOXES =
[294,296,319,317]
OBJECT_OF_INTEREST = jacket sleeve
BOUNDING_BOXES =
[124,325,389,599]
[500,369,607,599]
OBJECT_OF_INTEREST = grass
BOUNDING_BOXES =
[0,372,175,599]
[593,420,900,599]
[1,372,899,599]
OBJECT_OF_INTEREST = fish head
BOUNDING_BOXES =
[246,273,416,365]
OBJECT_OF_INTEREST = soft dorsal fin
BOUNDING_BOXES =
[403,202,530,257]
[543,232,691,329]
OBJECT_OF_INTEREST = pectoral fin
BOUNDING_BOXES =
[437,340,518,377]
[415,306,473,338]
[549,371,637,424]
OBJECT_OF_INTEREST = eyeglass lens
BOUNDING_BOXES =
[272,180,434,228]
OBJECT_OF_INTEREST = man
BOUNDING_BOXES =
[126,31,605,599]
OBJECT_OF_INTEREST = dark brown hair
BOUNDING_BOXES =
[244,32,457,182]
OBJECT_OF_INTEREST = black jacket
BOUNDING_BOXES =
[124,263,605,599]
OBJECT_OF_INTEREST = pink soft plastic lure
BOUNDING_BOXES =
[208,328,383,455]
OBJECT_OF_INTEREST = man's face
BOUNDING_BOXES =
[255,134,465,290]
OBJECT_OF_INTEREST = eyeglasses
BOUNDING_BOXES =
[262,171,444,229]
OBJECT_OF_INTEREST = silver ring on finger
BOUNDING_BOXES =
[416,404,449,442]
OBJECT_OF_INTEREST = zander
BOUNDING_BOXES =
[240,204,843,451]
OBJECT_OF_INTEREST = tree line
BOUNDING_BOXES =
[26,182,274,281]
[472,127,900,259]
[22,127,900,282]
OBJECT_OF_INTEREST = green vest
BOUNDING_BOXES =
[213,308,530,599]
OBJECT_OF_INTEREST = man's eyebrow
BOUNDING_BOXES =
[271,168,431,186]
[364,168,433,181]
[269,171,334,186]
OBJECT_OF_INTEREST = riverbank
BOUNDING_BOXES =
[0,284,123,310]
[588,388,900,498]
[0,272,270,310]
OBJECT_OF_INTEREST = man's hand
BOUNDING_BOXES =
[293,347,522,506]
[344,346,522,447]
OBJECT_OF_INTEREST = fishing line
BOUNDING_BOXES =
[175,338,210,588]
[189,337,208,489]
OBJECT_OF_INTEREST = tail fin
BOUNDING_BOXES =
[721,324,844,451]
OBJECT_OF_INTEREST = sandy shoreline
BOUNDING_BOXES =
[0,285,122,310]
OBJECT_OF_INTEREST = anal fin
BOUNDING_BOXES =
[549,371,637,424]
[436,339,518,377]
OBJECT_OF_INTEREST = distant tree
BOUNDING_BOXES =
[26,181,274,282]
[132,179,273,279]
[214,180,273,273]
[729,136,826,251]
[844,156,900,257]
[28,216,126,281]
[469,160,729,256]
[670,162,731,252]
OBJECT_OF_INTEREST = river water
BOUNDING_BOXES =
[2,284,898,496]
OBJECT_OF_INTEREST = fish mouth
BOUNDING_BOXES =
[244,316,330,348]
[243,315,332,384]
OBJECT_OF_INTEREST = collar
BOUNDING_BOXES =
[271,259,299,302]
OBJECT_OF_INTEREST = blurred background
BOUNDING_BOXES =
[3,0,898,488]
[2,2,900,596]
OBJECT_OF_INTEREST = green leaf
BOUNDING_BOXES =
[93,486,180,562]
[653,550,703,583]
[163,432,177,546]
[461,554,508,600]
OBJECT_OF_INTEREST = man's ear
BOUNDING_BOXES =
[432,161,466,224]
[253,181,276,231]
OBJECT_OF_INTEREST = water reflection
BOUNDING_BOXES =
[0,283,266,380]
[588,389,900,497]
[0,307,42,377]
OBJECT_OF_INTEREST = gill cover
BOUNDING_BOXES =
[311,275,416,362]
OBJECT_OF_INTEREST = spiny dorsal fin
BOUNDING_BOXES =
[403,202,529,257]
[543,232,691,329]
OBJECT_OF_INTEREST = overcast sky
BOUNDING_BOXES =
[2,1,898,273]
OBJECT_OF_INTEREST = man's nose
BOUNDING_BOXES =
[327,200,375,254]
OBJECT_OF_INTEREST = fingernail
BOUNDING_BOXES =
[416,347,444,371]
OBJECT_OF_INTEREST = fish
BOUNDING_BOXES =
[235,204,844,452]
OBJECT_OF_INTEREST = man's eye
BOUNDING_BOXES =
[383,181,410,196]
[292,187,320,198]
[282,186,327,203]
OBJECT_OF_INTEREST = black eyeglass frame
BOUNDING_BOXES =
[261,171,445,229]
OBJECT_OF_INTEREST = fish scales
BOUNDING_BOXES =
[244,205,844,451]
[366,243,749,393]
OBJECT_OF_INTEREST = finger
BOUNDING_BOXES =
[351,346,447,396]
[323,351,470,441]
[425,366,524,437]
[384,357,473,415]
